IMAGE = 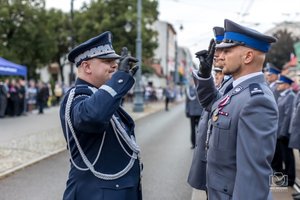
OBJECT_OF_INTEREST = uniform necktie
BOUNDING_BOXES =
[223,83,233,95]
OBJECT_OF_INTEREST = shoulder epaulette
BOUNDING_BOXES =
[249,83,264,96]
[74,85,94,96]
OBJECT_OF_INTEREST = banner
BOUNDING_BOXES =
[294,42,300,69]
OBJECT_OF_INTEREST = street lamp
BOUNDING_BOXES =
[69,0,76,86]
[133,0,144,112]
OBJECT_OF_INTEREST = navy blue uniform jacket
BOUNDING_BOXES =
[60,71,141,200]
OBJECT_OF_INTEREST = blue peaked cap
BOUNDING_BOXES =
[213,26,224,44]
[266,62,281,75]
[216,19,277,52]
[276,75,294,85]
[68,31,120,67]
[268,67,281,75]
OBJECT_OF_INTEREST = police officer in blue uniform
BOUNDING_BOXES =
[187,26,233,194]
[59,31,142,200]
[185,79,203,149]
[275,75,296,187]
[266,63,281,101]
[289,89,300,199]
[289,89,300,151]
[193,19,278,199]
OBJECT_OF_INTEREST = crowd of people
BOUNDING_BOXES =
[186,19,300,200]
[0,78,66,118]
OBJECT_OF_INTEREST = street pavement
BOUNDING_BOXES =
[0,101,194,200]
[0,100,169,179]
[0,99,299,200]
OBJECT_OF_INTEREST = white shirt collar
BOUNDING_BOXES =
[280,88,291,96]
[269,82,276,88]
[233,72,263,87]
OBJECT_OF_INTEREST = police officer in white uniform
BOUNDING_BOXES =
[193,19,278,200]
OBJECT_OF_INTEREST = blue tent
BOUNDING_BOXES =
[0,57,27,77]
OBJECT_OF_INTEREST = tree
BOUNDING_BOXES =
[73,0,159,73]
[0,0,160,80]
[45,8,70,83]
[266,29,300,69]
[0,0,57,78]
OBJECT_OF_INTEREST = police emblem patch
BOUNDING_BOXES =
[249,83,264,96]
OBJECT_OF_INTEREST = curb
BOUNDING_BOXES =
[0,101,176,179]
[0,147,66,179]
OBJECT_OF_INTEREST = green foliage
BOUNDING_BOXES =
[0,0,56,78]
[0,0,159,79]
[266,29,300,69]
[74,0,159,72]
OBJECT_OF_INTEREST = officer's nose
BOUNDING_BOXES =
[111,60,118,69]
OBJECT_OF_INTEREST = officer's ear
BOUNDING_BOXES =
[81,60,92,74]
[243,49,254,64]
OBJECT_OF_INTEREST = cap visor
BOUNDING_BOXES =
[96,53,121,59]
[216,42,239,49]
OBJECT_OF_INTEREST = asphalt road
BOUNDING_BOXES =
[0,103,194,200]
[1,102,297,200]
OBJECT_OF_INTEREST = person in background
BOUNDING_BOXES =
[36,81,48,114]
[0,80,8,118]
[17,78,26,115]
[59,31,142,200]
[274,75,296,187]
[289,88,300,200]
[27,80,37,113]
[54,82,63,105]
[163,84,174,111]
[212,67,224,88]
[187,26,233,198]
[7,79,19,116]
[185,78,203,149]
[266,63,281,101]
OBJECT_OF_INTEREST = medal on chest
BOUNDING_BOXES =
[212,95,231,122]
[212,108,219,122]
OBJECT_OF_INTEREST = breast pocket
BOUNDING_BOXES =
[211,117,232,150]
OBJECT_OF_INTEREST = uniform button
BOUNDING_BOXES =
[116,184,119,188]
[118,79,124,83]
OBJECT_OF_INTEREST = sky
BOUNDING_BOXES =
[46,0,300,59]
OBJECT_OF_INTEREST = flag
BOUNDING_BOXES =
[287,53,298,67]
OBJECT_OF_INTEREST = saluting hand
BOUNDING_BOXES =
[195,39,216,78]
[118,47,139,76]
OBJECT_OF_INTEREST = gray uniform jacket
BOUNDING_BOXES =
[269,82,280,102]
[194,73,278,200]
[187,77,233,190]
[289,92,300,150]
[185,85,203,117]
[277,89,295,138]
